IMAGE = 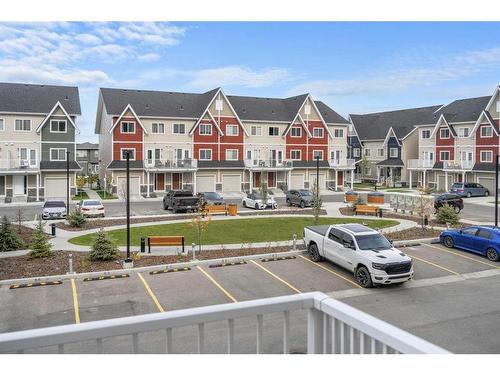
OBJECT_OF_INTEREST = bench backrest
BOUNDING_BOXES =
[207,205,227,212]
[356,205,378,211]
[148,236,184,246]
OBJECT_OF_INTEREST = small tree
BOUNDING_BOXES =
[350,195,365,211]
[67,208,87,227]
[16,208,24,234]
[0,215,24,252]
[360,155,369,179]
[76,175,86,195]
[311,180,323,224]
[436,204,459,225]
[259,171,269,204]
[416,188,435,229]
[190,196,211,256]
[89,228,119,261]
[105,175,114,198]
[29,219,52,258]
[88,173,99,189]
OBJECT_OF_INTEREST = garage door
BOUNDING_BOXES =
[222,174,241,192]
[477,177,496,193]
[45,178,67,199]
[311,173,326,190]
[290,174,304,189]
[196,175,216,193]
[117,176,141,197]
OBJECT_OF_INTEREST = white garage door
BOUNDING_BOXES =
[312,173,326,189]
[196,175,216,193]
[45,178,67,199]
[477,177,496,193]
[117,176,141,197]
[290,174,304,189]
[222,174,241,192]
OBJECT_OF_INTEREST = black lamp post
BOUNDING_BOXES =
[495,154,499,227]
[125,151,132,264]
[66,150,70,217]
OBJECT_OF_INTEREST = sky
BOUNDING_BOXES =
[0,22,499,142]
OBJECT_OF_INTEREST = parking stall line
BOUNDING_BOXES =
[196,266,238,303]
[409,254,460,276]
[426,244,500,269]
[137,273,165,312]
[70,279,80,324]
[249,260,301,294]
[297,255,362,289]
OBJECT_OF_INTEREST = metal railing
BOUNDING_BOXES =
[0,292,448,354]
[407,159,434,169]
[0,158,38,170]
[244,159,293,169]
[442,160,474,171]
[144,159,197,170]
[328,158,355,169]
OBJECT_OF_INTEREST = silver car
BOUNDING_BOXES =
[42,200,67,220]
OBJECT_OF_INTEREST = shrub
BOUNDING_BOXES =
[0,215,24,252]
[67,209,87,227]
[89,228,119,261]
[436,204,459,225]
[29,219,53,258]
[350,196,365,210]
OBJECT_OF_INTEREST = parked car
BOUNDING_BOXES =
[286,189,315,208]
[434,193,464,213]
[163,190,200,213]
[197,191,226,206]
[440,225,500,261]
[77,199,105,217]
[41,200,67,220]
[450,182,489,198]
[242,192,277,210]
[304,223,413,288]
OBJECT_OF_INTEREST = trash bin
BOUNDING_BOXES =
[228,203,238,216]
[140,237,146,253]
[367,191,385,204]
[345,190,358,203]
[50,223,56,236]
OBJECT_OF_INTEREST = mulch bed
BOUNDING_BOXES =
[55,209,328,231]
[12,225,36,246]
[0,245,305,281]
[385,227,442,242]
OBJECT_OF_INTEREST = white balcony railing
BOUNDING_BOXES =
[328,158,355,169]
[0,158,38,171]
[0,292,448,354]
[442,160,474,171]
[407,159,434,169]
[144,159,197,170]
[244,159,293,169]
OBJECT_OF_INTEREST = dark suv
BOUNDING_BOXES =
[286,189,314,208]
[434,193,464,213]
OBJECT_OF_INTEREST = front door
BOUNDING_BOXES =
[254,172,261,188]
[268,172,276,188]
[337,171,343,186]
[13,175,26,195]
[155,173,165,191]
[172,173,182,190]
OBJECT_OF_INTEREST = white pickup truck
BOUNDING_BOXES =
[304,223,413,288]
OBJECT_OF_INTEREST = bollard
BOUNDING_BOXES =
[446,222,450,229]
[51,223,56,236]
[379,209,383,218]
[140,237,145,253]
[192,243,196,261]
[68,253,74,274]
[293,234,297,251]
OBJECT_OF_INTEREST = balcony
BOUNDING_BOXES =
[442,160,474,171]
[328,158,355,170]
[407,159,434,170]
[244,159,293,170]
[0,292,447,354]
[0,158,39,172]
[144,159,197,171]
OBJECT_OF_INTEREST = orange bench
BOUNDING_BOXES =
[354,204,380,216]
[147,236,185,254]
[206,204,228,215]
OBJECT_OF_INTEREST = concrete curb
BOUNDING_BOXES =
[393,237,440,247]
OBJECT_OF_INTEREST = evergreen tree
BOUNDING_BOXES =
[89,228,119,261]
[29,219,53,258]
[0,215,23,252]
[67,208,87,227]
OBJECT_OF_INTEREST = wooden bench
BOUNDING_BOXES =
[354,204,380,216]
[147,236,185,254]
[206,204,228,215]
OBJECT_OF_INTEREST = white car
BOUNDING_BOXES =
[242,192,278,210]
[304,223,413,288]
[77,199,105,218]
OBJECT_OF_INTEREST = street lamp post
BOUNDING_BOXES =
[315,155,320,197]
[125,151,132,265]
[495,154,499,227]
[66,150,70,217]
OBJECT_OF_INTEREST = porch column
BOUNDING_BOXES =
[36,173,40,201]
[462,171,465,183]
[146,172,150,198]
[350,169,354,190]
[423,170,426,188]
[249,171,253,191]
[409,170,412,189]
[445,171,448,191]
[193,171,197,194]
[334,169,338,191]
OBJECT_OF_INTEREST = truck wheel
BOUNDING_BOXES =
[242,200,247,208]
[454,205,461,214]
[486,248,499,261]
[286,198,292,206]
[443,236,454,248]
[308,243,321,262]
[255,203,260,210]
[355,266,373,288]
[300,201,305,208]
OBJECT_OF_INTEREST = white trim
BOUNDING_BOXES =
[312,127,324,139]
[480,125,494,138]
[307,96,334,139]
[430,114,455,139]
[312,150,323,159]
[250,125,262,137]
[290,126,302,138]
[471,110,499,136]
[41,141,76,144]
[420,129,431,140]
[120,121,136,134]
[439,150,450,161]
[199,123,213,136]
[151,122,165,134]
[382,127,401,146]
[480,150,493,163]
[188,89,227,136]
[172,123,186,135]
[14,119,31,132]
[35,101,79,134]
[439,128,450,139]
[221,173,242,192]
[49,119,67,133]
[333,128,344,138]
[0,118,4,132]
[225,149,239,161]
[198,149,213,161]
[483,85,500,114]
[49,148,67,161]
[268,125,280,137]
[120,148,136,161]
[389,147,398,158]
[290,149,302,161]
[225,124,239,137]
[108,104,148,135]
[217,90,249,137]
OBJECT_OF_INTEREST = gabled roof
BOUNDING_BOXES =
[471,110,500,136]
[109,104,148,134]
[0,82,81,115]
[382,127,401,146]
[77,142,99,150]
[314,101,349,124]
[35,101,79,134]
[349,104,442,141]
[435,95,490,123]
[430,114,457,138]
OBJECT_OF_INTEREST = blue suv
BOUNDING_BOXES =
[440,225,500,261]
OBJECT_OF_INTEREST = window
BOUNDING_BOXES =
[353,148,360,157]
[121,121,135,133]
[50,148,66,161]
[225,149,238,160]
[364,167,371,175]
[334,129,344,138]
[76,150,86,158]
[269,126,279,136]
[440,128,450,139]
[481,126,493,138]
[290,150,301,160]
[462,227,478,236]
[421,130,431,139]
[199,149,212,160]
[312,150,323,159]
[226,125,239,136]
[378,148,384,157]
[365,149,371,157]
[152,123,165,134]
[0,118,4,131]
[50,120,67,133]
[120,148,135,160]
[15,119,31,131]
[291,127,302,137]
[173,123,185,134]
[440,151,450,161]
[480,151,493,163]
[328,228,343,243]
[458,127,469,138]
[389,148,398,158]
[199,124,212,135]
[250,126,262,136]
[477,228,492,239]
[313,128,324,138]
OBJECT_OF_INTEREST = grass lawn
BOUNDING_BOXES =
[95,190,118,200]
[72,191,89,200]
[69,217,400,247]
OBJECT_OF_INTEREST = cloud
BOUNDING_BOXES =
[74,33,101,45]
[138,53,161,62]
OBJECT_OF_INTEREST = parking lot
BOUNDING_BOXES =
[1,242,499,353]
